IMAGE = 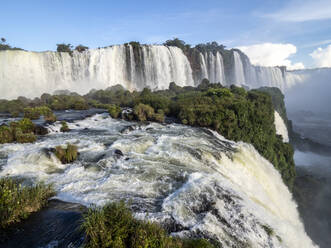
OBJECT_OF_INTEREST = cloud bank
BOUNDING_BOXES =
[310,44,331,67]
[264,0,331,22]
[237,43,305,70]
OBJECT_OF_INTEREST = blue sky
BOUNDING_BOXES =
[1,0,331,68]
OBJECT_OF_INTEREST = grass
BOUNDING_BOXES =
[55,143,78,164]
[82,201,215,248]
[0,178,55,228]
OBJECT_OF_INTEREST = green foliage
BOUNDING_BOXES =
[154,109,165,123]
[0,178,55,228]
[0,119,37,144]
[206,88,233,97]
[86,85,135,107]
[0,38,23,51]
[75,44,89,52]
[0,99,25,116]
[60,121,70,132]
[0,125,14,143]
[82,201,215,248]
[164,38,190,52]
[56,43,73,55]
[133,103,155,122]
[55,144,78,164]
[23,106,54,120]
[256,87,288,125]
[108,104,122,118]
[49,94,89,110]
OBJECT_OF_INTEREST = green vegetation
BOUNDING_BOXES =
[0,37,23,51]
[75,44,89,53]
[55,144,78,164]
[0,119,38,144]
[108,104,122,118]
[56,43,73,55]
[0,178,55,228]
[23,106,54,120]
[60,121,70,132]
[82,201,215,248]
[256,87,288,125]
[164,38,191,52]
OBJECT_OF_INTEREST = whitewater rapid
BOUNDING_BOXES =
[0,113,316,247]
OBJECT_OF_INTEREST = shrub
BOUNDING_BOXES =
[82,201,214,248]
[15,128,36,143]
[56,43,73,55]
[75,44,89,53]
[0,119,37,144]
[24,106,55,122]
[108,104,122,118]
[153,109,165,123]
[55,144,78,164]
[60,121,70,132]
[0,125,14,144]
[133,103,155,122]
[44,113,57,123]
[0,178,55,228]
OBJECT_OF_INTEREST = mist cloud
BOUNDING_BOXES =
[310,44,331,67]
[237,43,305,70]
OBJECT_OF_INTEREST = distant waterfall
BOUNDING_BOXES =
[233,51,246,84]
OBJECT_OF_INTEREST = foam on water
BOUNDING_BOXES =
[0,114,316,247]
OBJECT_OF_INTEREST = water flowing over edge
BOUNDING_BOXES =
[0,45,324,99]
[0,113,317,247]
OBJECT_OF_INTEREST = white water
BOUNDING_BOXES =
[233,51,246,85]
[0,45,328,100]
[274,111,289,142]
[0,45,194,99]
[0,114,316,247]
[201,51,225,84]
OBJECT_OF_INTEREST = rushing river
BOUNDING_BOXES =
[0,113,316,248]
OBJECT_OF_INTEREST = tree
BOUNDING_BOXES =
[163,38,188,51]
[75,44,89,53]
[56,43,73,54]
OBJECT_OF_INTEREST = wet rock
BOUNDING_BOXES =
[34,125,49,135]
[120,125,135,134]
[114,149,124,157]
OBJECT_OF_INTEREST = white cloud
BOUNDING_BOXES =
[264,0,331,22]
[310,44,331,67]
[237,43,305,70]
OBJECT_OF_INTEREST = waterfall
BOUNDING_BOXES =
[1,44,327,100]
[0,114,316,247]
[233,51,246,84]
[274,111,289,142]
[0,45,194,99]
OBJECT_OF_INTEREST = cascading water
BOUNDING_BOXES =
[0,113,316,247]
[233,51,246,85]
[274,111,289,142]
[201,51,226,84]
[0,45,194,99]
[0,44,327,100]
